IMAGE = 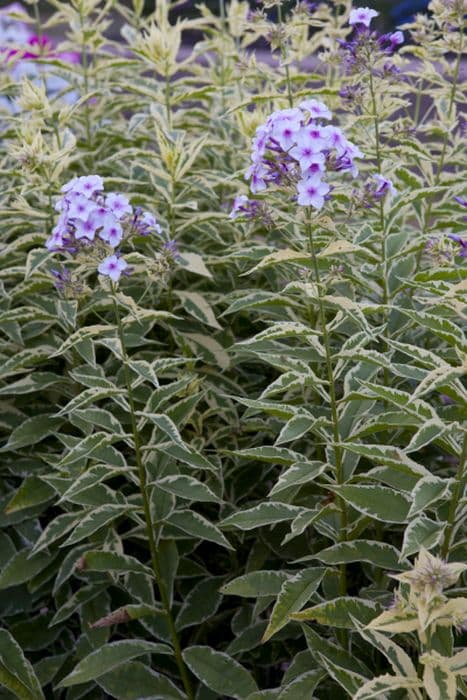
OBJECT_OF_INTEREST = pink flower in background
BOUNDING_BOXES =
[0,2,79,110]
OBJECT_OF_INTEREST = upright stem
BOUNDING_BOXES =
[78,4,92,145]
[218,0,227,113]
[441,433,467,560]
[306,219,348,598]
[415,27,463,272]
[367,68,390,386]
[32,1,44,56]
[165,71,172,130]
[111,286,194,700]
[276,1,293,108]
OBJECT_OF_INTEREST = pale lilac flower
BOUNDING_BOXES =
[141,211,162,234]
[99,217,123,247]
[349,7,379,28]
[269,108,303,150]
[299,98,332,121]
[389,30,404,48]
[67,194,97,221]
[230,194,249,219]
[105,193,133,219]
[74,215,99,241]
[62,175,104,198]
[252,125,270,155]
[245,162,268,193]
[61,177,79,195]
[322,125,347,154]
[242,101,361,209]
[297,176,330,209]
[92,205,111,225]
[73,175,104,198]
[378,30,405,55]
[374,174,397,198]
[45,228,64,251]
[98,255,128,282]
[448,234,467,258]
[289,139,326,173]
[302,153,326,177]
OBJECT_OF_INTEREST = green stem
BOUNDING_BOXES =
[306,218,347,598]
[415,27,463,272]
[32,1,44,56]
[276,1,293,107]
[165,71,172,130]
[218,0,227,113]
[111,286,194,700]
[368,67,390,385]
[78,4,92,145]
[441,433,467,560]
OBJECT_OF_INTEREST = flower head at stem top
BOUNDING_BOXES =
[241,99,362,210]
[46,175,167,289]
[391,548,466,602]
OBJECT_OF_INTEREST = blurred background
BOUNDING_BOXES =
[0,1,431,29]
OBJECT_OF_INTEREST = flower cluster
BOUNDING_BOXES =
[448,234,467,258]
[360,174,397,208]
[339,7,404,76]
[229,194,273,227]
[243,99,362,209]
[46,175,163,284]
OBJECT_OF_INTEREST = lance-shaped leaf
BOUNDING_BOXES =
[400,516,445,559]
[155,474,222,503]
[175,291,221,329]
[352,618,420,699]
[312,540,408,571]
[97,660,185,699]
[354,674,422,700]
[221,503,304,531]
[269,461,327,496]
[316,652,368,697]
[176,576,224,630]
[166,510,233,550]
[337,442,429,478]
[405,420,448,453]
[80,550,153,577]
[262,568,325,642]
[137,412,184,446]
[291,597,381,628]
[221,571,290,598]
[0,629,44,700]
[408,476,451,517]
[0,549,53,590]
[1,414,63,451]
[332,485,411,523]
[183,646,258,698]
[302,624,371,678]
[4,477,55,514]
[226,446,303,465]
[61,505,129,547]
[59,640,172,687]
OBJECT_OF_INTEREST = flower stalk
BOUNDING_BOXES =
[306,216,348,597]
[111,285,194,700]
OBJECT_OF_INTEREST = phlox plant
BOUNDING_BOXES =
[0,1,465,699]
